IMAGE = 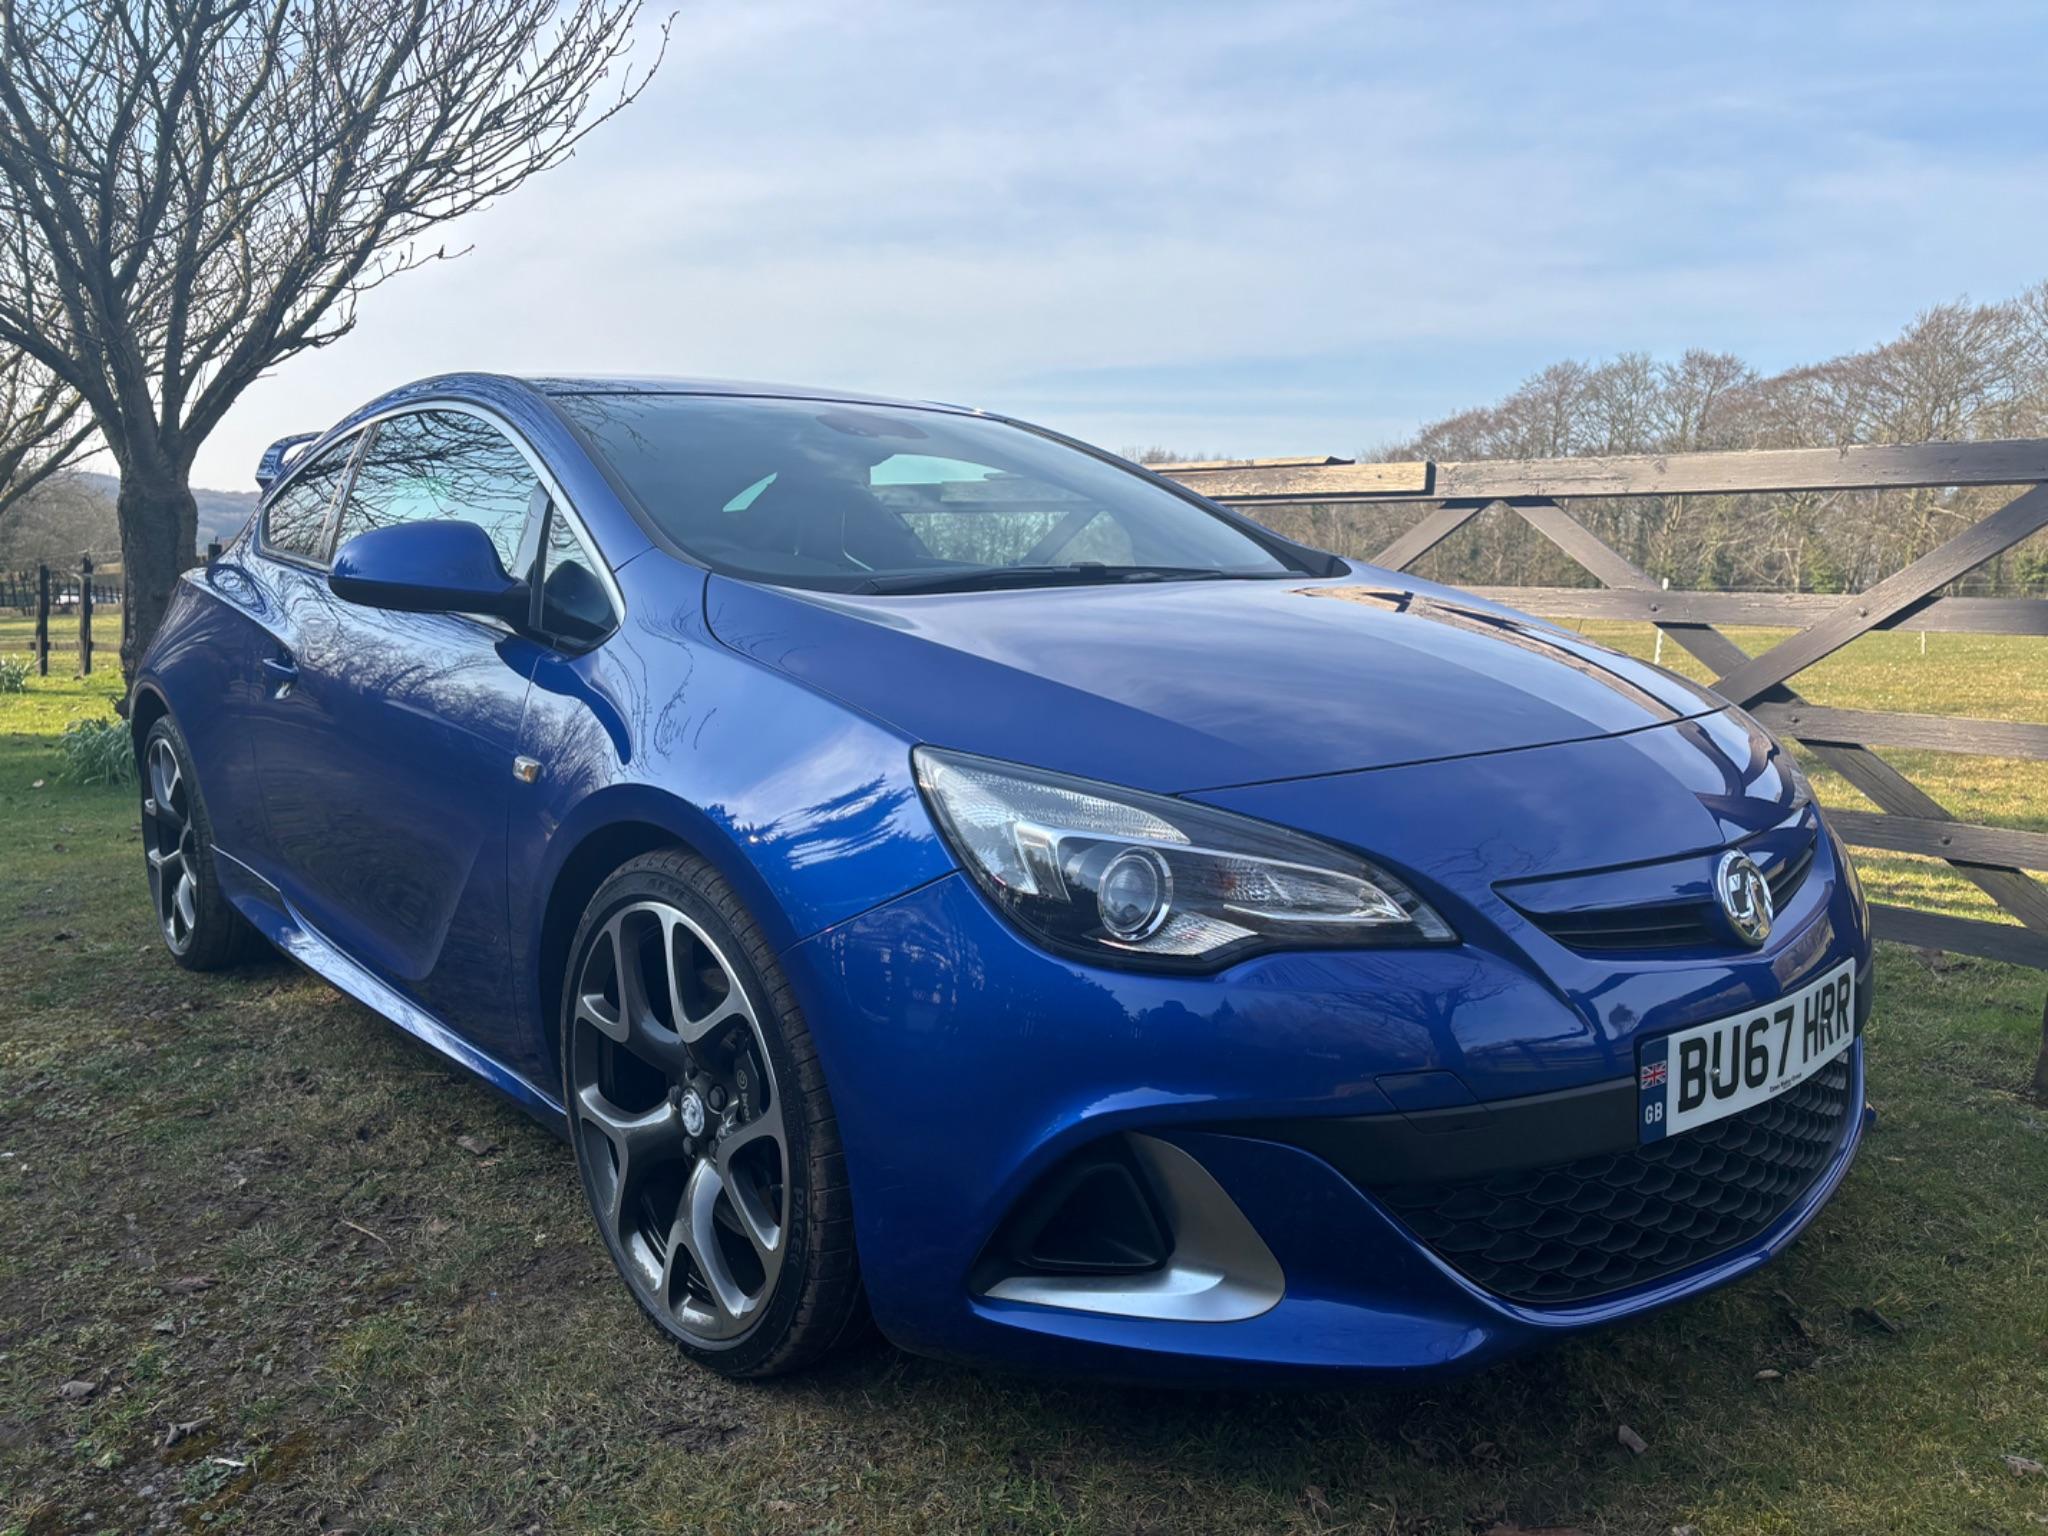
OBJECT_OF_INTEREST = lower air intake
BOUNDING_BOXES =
[1372,1054,1854,1306]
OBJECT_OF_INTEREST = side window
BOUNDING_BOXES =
[261,434,359,563]
[334,409,537,571]
[537,507,617,646]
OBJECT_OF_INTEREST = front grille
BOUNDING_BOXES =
[1525,834,1816,954]
[1373,1054,1853,1305]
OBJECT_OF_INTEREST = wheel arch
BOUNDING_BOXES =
[537,817,685,1075]
[529,787,799,1082]
[129,680,171,759]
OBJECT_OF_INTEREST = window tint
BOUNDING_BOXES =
[262,434,359,562]
[334,409,538,571]
[554,394,1297,592]
[537,507,616,645]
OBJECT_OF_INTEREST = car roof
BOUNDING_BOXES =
[516,373,978,414]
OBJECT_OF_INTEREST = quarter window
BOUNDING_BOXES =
[261,434,359,563]
[334,409,538,572]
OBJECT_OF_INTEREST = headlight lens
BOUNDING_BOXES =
[913,747,1455,969]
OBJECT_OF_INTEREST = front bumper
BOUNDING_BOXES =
[784,842,1871,1383]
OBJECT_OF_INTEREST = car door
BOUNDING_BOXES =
[171,431,365,880]
[243,405,547,1044]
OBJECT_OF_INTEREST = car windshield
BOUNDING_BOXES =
[551,392,1304,592]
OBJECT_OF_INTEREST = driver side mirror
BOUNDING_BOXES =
[328,520,528,623]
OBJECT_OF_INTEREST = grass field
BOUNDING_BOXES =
[2,617,2047,1535]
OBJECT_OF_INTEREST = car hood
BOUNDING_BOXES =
[703,568,1725,793]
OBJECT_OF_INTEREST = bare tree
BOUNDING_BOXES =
[0,468,117,568]
[0,0,666,684]
[0,340,89,520]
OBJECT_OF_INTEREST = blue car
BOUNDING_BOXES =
[134,374,1871,1381]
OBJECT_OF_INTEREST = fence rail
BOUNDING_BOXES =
[5,559,120,675]
[1161,437,2048,1091]
[3,570,121,614]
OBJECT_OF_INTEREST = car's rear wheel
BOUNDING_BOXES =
[561,850,866,1377]
[140,716,260,971]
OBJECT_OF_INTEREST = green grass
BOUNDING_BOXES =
[1,628,2047,1535]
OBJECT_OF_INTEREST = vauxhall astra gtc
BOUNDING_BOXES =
[133,375,1870,1380]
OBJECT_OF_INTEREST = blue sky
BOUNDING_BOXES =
[194,0,2048,488]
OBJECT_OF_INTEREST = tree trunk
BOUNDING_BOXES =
[116,471,199,699]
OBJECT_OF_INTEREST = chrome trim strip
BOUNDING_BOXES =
[984,1134,1284,1323]
[255,425,369,571]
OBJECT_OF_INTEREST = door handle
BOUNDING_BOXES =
[261,654,298,693]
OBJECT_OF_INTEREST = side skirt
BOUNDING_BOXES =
[215,847,570,1136]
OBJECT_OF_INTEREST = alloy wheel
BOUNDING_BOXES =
[143,737,200,954]
[568,900,790,1344]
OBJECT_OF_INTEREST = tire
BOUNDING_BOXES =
[140,716,261,972]
[560,849,866,1378]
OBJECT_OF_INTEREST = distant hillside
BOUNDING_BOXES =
[76,472,260,553]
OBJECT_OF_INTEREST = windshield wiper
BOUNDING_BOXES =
[856,563,1247,595]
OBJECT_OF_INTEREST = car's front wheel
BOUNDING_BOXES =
[561,850,866,1377]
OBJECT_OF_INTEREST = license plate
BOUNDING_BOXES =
[1637,959,1856,1142]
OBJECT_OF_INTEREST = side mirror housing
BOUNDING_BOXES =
[328,520,527,622]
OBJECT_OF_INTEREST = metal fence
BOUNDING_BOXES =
[1161,439,2048,1088]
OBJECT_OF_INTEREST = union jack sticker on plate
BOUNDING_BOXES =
[1639,1060,1668,1090]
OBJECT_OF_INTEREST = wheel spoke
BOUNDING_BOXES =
[666,1159,754,1332]
[173,874,197,937]
[658,909,756,1045]
[716,1103,783,1169]
[625,1011,689,1075]
[575,1083,679,1228]
[575,917,630,1043]
[715,1110,786,1273]
[676,991,752,1046]
[596,909,687,1072]
[574,989,622,1041]
[148,741,183,829]
[145,741,185,835]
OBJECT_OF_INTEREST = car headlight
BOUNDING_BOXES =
[913,747,1455,970]
[1777,747,1816,811]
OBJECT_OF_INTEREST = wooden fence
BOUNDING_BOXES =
[4,558,120,675]
[1160,439,2048,1090]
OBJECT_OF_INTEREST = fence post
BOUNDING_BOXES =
[34,564,49,676]
[78,554,93,676]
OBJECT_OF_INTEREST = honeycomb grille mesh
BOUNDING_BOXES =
[1374,1054,1854,1305]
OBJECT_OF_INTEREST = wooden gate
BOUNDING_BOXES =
[1160,440,2048,1088]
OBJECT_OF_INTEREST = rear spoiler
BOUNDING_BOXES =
[255,432,322,493]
